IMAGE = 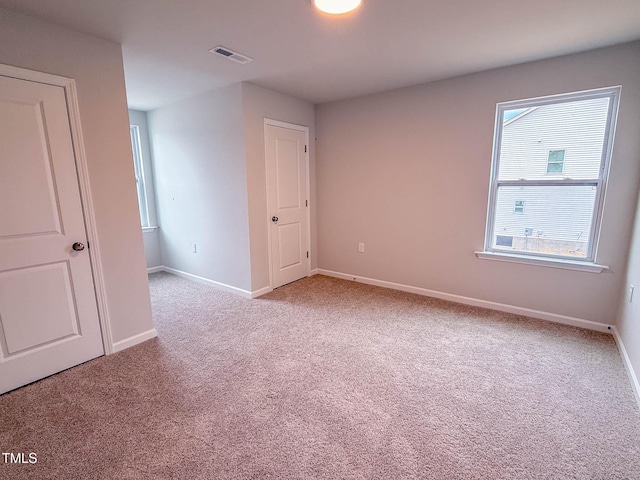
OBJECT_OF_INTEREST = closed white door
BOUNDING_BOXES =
[0,74,104,394]
[265,123,309,288]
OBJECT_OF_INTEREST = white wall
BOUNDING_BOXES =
[241,83,316,291]
[315,41,640,325]
[146,82,315,292]
[147,84,252,291]
[141,229,162,270]
[129,109,162,269]
[0,8,155,345]
[616,188,640,394]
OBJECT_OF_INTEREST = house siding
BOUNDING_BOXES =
[493,96,611,254]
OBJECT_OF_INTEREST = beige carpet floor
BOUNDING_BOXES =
[1,272,639,479]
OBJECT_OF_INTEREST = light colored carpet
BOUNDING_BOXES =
[1,272,639,479]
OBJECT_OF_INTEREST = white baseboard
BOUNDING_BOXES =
[611,326,640,408]
[112,328,158,354]
[251,286,273,298]
[310,268,319,276]
[161,266,253,299]
[148,266,275,299]
[317,269,612,333]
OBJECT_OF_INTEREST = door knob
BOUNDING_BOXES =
[272,216,279,223]
[72,242,85,252]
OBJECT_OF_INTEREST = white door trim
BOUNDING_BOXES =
[264,118,311,289]
[0,63,113,355]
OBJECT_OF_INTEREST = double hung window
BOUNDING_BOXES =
[130,125,150,228]
[484,87,620,263]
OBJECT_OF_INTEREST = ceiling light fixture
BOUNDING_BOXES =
[313,0,362,15]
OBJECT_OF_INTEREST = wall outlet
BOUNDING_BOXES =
[191,243,197,253]
[630,284,635,303]
[358,242,365,253]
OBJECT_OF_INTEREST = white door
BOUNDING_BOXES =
[0,73,104,394]
[265,123,309,288]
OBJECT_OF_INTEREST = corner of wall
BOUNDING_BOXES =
[145,84,252,292]
[240,82,317,292]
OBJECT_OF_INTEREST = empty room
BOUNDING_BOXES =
[1,1,640,478]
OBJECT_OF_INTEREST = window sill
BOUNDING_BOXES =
[142,226,158,233]
[474,251,609,273]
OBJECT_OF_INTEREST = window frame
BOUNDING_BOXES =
[483,86,621,264]
[130,125,150,228]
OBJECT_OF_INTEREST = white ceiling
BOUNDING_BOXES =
[2,0,639,111]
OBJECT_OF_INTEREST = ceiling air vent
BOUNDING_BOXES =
[209,46,253,64]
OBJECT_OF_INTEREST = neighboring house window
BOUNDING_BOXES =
[130,125,150,227]
[496,235,514,247]
[546,149,565,173]
[514,200,525,214]
[484,86,620,261]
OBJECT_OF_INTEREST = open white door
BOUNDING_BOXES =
[0,72,104,394]
[265,121,310,289]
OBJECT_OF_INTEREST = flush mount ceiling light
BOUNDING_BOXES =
[313,0,362,15]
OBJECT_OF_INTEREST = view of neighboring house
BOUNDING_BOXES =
[491,96,610,257]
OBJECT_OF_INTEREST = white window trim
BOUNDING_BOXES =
[482,86,621,270]
[130,125,151,228]
[475,251,608,273]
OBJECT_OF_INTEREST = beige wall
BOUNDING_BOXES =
[0,8,154,344]
[241,83,316,291]
[316,41,640,324]
[148,84,253,291]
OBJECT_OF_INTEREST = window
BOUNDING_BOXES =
[514,200,525,214]
[484,86,620,263]
[496,235,514,247]
[546,150,565,173]
[130,125,150,227]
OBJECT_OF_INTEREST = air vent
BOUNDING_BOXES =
[209,46,253,64]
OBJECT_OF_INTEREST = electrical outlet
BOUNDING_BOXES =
[191,243,197,253]
[630,285,635,303]
[358,242,365,253]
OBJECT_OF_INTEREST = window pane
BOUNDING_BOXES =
[493,185,597,258]
[496,235,514,247]
[546,162,564,173]
[548,150,565,162]
[498,97,610,181]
